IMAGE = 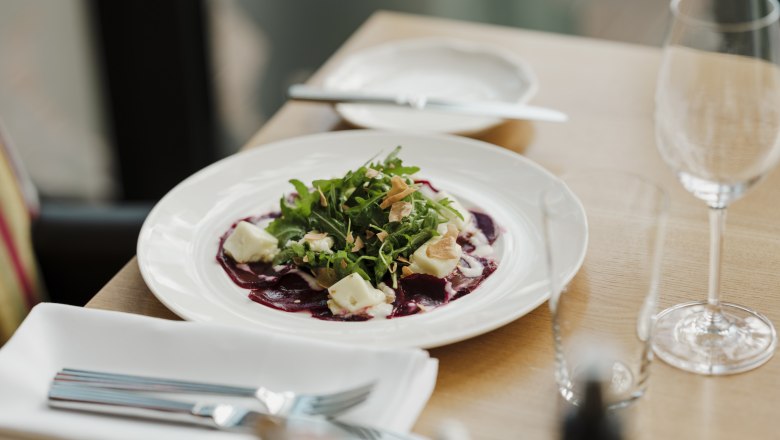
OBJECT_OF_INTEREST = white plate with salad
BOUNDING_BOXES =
[137,130,586,349]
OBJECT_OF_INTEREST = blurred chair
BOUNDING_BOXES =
[0,121,44,344]
[1,116,149,342]
[0,116,152,311]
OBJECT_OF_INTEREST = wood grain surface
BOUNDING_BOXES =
[86,12,780,439]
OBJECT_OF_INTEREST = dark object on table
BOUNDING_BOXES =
[561,379,622,440]
[32,202,153,306]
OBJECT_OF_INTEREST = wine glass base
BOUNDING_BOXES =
[653,301,777,375]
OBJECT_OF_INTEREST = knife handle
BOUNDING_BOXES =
[288,84,404,106]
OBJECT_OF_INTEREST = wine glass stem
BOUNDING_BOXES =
[706,207,727,323]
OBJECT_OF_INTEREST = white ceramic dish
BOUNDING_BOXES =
[137,131,586,349]
[323,38,538,134]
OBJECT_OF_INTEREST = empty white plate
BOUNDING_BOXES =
[323,38,538,134]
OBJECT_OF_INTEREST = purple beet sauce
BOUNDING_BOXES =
[217,210,499,321]
[414,179,441,193]
[473,211,499,244]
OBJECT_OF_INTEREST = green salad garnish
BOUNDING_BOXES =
[266,147,463,289]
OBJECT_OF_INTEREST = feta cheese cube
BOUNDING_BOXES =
[327,273,386,315]
[409,236,462,278]
[223,221,279,263]
[436,192,472,231]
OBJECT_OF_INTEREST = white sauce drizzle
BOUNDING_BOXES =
[418,183,438,199]
[235,263,253,273]
[458,254,484,278]
[368,302,393,318]
[466,225,494,258]
[444,280,458,302]
[288,269,323,290]
[377,282,397,303]
[255,218,274,229]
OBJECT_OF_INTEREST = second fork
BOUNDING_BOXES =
[54,368,374,418]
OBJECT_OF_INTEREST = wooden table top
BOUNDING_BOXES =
[86,11,780,439]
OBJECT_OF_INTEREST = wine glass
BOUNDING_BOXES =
[654,0,780,374]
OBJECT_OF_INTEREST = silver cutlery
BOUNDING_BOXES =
[55,368,374,418]
[48,382,414,439]
[288,84,569,123]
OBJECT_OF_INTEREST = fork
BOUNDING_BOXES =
[54,368,374,418]
[48,382,410,439]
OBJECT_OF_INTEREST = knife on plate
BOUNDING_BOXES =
[49,382,418,439]
[288,84,568,123]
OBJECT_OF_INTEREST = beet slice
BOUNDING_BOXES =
[217,208,501,321]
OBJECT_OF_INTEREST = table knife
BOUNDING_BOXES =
[288,84,568,123]
[49,382,418,439]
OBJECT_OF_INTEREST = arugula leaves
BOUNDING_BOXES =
[265,146,455,287]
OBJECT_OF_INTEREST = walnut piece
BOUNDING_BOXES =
[388,201,413,222]
[426,224,461,260]
[351,236,364,252]
[304,231,328,241]
[380,176,417,209]
[317,187,328,207]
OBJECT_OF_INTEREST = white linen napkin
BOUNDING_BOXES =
[0,303,437,440]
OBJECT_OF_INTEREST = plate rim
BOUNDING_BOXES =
[137,129,586,348]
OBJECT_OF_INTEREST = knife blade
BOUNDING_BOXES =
[48,382,418,439]
[288,84,568,123]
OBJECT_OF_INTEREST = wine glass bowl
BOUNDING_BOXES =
[656,49,780,207]
[653,0,780,374]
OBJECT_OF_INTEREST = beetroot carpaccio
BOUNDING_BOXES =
[216,147,500,321]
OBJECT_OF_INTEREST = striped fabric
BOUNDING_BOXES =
[0,123,43,344]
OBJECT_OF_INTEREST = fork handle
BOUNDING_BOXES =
[58,368,257,397]
[49,382,218,428]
